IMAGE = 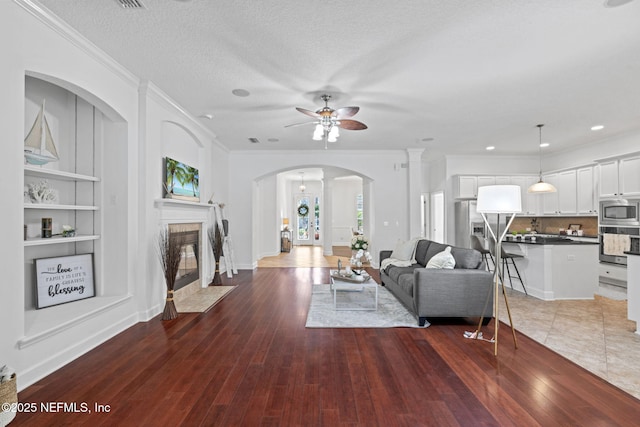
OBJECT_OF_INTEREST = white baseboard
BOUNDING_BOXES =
[17,313,138,391]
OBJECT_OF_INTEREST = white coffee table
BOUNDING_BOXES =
[329,269,378,311]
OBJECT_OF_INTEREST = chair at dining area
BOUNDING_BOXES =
[470,234,494,272]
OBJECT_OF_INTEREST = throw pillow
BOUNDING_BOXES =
[426,246,456,269]
[390,238,418,262]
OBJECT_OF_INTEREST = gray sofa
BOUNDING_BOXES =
[380,239,494,326]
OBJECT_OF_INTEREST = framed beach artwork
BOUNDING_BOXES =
[163,157,200,202]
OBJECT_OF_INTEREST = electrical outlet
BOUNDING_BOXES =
[567,254,576,261]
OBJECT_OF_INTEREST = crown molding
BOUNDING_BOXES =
[15,0,139,88]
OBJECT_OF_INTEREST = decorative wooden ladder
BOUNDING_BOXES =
[213,203,237,278]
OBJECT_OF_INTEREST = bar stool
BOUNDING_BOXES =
[470,235,494,272]
[488,236,528,295]
[501,245,527,295]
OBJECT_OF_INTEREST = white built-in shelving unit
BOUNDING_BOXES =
[20,75,129,346]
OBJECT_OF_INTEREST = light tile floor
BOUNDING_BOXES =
[498,288,640,400]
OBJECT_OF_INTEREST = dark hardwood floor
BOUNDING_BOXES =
[13,268,640,426]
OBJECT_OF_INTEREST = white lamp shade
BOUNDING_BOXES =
[476,185,522,213]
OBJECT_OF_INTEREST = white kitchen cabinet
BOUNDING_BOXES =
[510,175,540,215]
[599,161,619,198]
[454,175,515,199]
[558,170,577,214]
[495,176,511,185]
[620,156,640,196]
[577,166,597,214]
[477,176,496,189]
[599,262,627,287]
[598,156,640,198]
[454,175,478,199]
[541,170,580,215]
[542,173,559,214]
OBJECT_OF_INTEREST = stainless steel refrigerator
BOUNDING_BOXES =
[454,200,497,248]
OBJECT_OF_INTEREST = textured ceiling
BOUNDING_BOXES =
[36,0,640,157]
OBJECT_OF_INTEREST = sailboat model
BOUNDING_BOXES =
[24,100,60,165]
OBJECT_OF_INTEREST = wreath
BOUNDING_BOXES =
[297,204,309,217]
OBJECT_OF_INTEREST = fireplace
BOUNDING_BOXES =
[168,223,201,291]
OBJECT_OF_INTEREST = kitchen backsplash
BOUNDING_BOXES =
[509,216,598,237]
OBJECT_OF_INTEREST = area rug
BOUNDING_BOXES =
[175,286,236,313]
[305,284,429,328]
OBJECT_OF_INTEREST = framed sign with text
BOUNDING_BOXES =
[35,253,95,309]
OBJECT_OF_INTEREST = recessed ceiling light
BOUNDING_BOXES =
[248,137,260,144]
[232,89,250,97]
[199,113,213,120]
[267,138,279,142]
[421,137,435,142]
[539,143,550,148]
[604,0,635,8]
[591,125,604,131]
[486,146,495,151]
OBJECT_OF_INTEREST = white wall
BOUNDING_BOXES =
[1,0,139,389]
[332,177,363,246]
[545,131,640,171]
[0,1,229,390]
[229,150,409,268]
[137,82,228,317]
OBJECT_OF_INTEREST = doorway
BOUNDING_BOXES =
[430,191,445,243]
[294,193,321,246]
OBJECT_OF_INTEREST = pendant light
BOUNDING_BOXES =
[299,172,306,192]
[528,124,557,193]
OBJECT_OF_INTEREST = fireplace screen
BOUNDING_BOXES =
[168,224,201,291]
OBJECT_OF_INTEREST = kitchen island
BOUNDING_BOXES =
[625,251,640,334]
[502,236,599,300]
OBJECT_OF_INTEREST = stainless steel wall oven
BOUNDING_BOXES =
[599,226,640,265]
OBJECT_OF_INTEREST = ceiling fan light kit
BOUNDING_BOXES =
[287,94,367,149]
[528,124,557,194]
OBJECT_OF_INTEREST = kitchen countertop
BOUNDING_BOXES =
[503,236,599,245]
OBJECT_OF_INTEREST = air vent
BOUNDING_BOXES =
[114,0,146,9]
[248,138,260,144]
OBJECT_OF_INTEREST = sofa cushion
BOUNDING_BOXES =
[414,240,431,267]
[450,247,483,269]
[423,241,448,265]
[426,247,456,269]
[387,265,422,284]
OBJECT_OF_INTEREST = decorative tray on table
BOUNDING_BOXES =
[330,270,371,283]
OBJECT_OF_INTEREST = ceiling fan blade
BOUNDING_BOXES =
[284,121,318,128]
[337,119,368,130]
[296,107,322,119]
[332,106,359,119]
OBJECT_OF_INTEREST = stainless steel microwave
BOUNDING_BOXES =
[600,199,640,226]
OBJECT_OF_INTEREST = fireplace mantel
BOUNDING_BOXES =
[154,198,214,223]
[154,198,215,289]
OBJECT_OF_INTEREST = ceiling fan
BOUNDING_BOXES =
[285,94,367,147]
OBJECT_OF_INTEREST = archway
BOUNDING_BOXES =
[253,165,374,263]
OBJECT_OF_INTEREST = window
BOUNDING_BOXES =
[356,194,363,232]
[314,196,320,241]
